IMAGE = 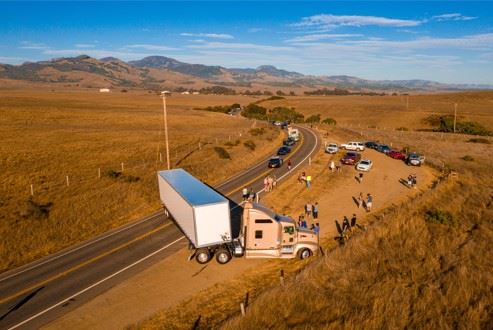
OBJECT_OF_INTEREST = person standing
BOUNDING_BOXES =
[287,159,292,171]
[267,176,274,192]
[249,188,256,202]
[305,202,313,219]
[357,192,363,209]
[263,176,269,192]
[306,175,312,188]
[313,202,319,220]
[358,172,364,183]
[242,187,248,201]
[301,217,308,229]
[342,216,350,232]
[314,223,320,235]
[366,193,373,212]
[329,160,335,172]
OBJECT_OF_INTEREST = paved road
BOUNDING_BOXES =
[0,125,320,329]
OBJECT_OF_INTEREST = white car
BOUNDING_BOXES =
[325,143,338,154]
[356,159,373,171]
[341,141,365,151]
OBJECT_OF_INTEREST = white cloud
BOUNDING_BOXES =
[187,41,293,52]
[123,44,178,51]
[19,41,49,50]
[180,33,234,39]
[432,13,477,21]
[294,14,422,29]
[285,33,363,43]
[75,44,95,48]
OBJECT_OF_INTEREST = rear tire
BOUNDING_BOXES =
[298,248,312,260]
[195,248,211,264]
[215,248,232,264]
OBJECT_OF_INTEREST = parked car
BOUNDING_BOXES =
[356,159,373,171]
[281,121,290,129]
[272,121,283,126]
[283,138,296,146]
[325,143,338,154]
[406,152,425,166]
[341,152,361,165]
[341,141,365,151]
[277,146,291,155]
[376,144,391,154]
[268,156,283,168]
[365,141,379,149]
[388,149,406,160]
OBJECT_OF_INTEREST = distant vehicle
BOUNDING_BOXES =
[283,138,296,146]
[325,143,338,154]
[406,152,425,166]
[356,159,373,171]
[273,121,283,126]
[388,150,406,160]
[277,146,291,155]
[288,127,300,141]
[341,142,365,151]
[365,141,379,149]
[268,156,283,168]
[157,169,318,265]
[376,144,391,154]
[341,152,361,165]
[281,122,290,129]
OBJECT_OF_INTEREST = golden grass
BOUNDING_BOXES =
[135,120,493,329]
[0,90,282,272]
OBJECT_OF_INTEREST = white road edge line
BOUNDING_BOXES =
[0,211,164,283]
[7,236,186,330]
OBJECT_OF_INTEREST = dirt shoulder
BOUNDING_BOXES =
[45,133,435,329]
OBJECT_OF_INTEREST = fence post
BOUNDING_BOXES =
[309,157,311,166]
[30,184,34,196]
[121,162,124,172]
[98,168,101,179]
[240,303,246,316]
[159,152,162,162]
[280,269,285,287]
[66,175,69,187]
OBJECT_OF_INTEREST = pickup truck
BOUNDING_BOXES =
[341,142,365,151]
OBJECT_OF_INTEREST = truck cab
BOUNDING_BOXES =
[287,127,300,141]
[241,202,318,259]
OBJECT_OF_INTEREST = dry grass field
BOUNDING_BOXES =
[261,91,493,130]
[135,92,493,329]
[0,90,280,272]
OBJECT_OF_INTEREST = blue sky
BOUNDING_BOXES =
[1,1,493,84]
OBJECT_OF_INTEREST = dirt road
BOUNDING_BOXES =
[45,145,434,329]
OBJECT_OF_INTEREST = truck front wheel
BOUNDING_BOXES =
[195,249,211,264]
[215,248,232,265]
[298,248,312,260]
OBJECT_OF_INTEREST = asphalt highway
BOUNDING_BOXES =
[0,125,320,329]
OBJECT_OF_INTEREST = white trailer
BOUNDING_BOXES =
[157,169,232,248]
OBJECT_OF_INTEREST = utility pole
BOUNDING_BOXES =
[453,103,458,133]
[161,91,172,170]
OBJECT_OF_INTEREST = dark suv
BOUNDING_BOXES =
[365,141,379,149]
[268,156,283,168]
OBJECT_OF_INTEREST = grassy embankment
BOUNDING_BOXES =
[0,90,282,272]
[136,91,493,329]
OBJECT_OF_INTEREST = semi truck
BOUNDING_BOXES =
[287,127,300,141]
[157,169,319,265]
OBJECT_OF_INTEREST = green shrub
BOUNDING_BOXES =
[424,208,457,227]
[467,138,490,144]
[244,140,256,151]
[242,104,267,120]
[20,198,53,219]
[305,114,321,123]
[322,117,337,125]
[249,128,265,136]
[214,147,231,159]
[423,115,492,136]
[461,155,474,161]
[268,106,304,123]
[106,170,122,178]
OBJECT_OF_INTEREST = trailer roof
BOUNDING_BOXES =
[158,169,228,206]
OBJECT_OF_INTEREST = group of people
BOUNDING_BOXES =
[329,160,341,173]
[263,175,277,192]
[356,192,373,212]
[407,174,417,188]
[304,202,319,220]
[298,171,313,188]
[297,215,320,235]
[335,214,359,240]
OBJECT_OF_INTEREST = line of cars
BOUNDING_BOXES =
[268,127,300,168]
[326,140,425,169]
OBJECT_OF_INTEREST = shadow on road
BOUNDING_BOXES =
[0,286,44,321]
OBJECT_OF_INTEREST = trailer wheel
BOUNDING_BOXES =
[298,248,312,260]
[215,249,232,265]
[195,249,211,264]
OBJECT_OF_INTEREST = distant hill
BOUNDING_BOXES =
[0,55,491,91]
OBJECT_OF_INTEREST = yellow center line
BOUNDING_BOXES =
[224,132,305,196]
[0,222,172,305]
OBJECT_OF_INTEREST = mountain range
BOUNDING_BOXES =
[0,55,491,92]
